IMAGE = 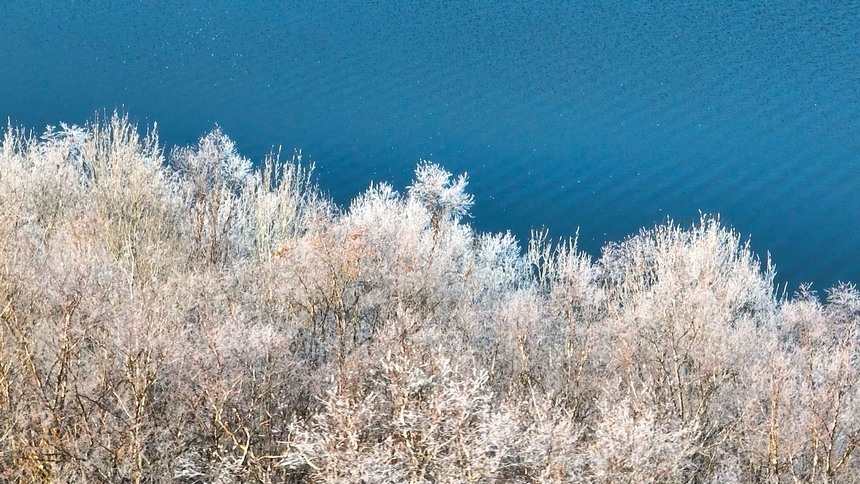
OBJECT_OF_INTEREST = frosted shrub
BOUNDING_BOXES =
[172,127,253,263]
[81,114,183,282]
[472,230,526,303]
[0,123,88,242]
[523,232,606,415]
[242,149,317,259]
[4,115,860,482]
[506,398,586,483]
[590,395,700,483]
[281,349,513,483]
[407,161,474,236]
[826,282,860,324]
[597,218,778,403]
[738,292,860,482]
[271,213,375,365]
[584,216,781,478]
[275,167,478,367]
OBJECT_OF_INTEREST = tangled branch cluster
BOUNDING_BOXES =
[1,115,858,483]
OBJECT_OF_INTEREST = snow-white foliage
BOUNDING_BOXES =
[281,350,511,483]
[241,149,316,257]
[172,126,252,192]
[3,115,860,483]
[590,395,700,482]
[170,127,255,262]
[407,161,474,227]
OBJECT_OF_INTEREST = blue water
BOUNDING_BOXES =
[2,1,858,291]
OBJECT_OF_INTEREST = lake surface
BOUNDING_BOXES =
[2,1,858,292]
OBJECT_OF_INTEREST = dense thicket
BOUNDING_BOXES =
[1,115,858,483]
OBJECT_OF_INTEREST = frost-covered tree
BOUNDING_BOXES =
[2,115,860,482]
[407,161,474,237]
[171,127,252,263]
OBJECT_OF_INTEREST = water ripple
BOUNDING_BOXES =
[1,0,857,290]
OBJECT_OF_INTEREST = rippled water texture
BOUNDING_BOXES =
[1,1,858,290]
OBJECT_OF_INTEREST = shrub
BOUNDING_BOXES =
[1,116,857,482]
